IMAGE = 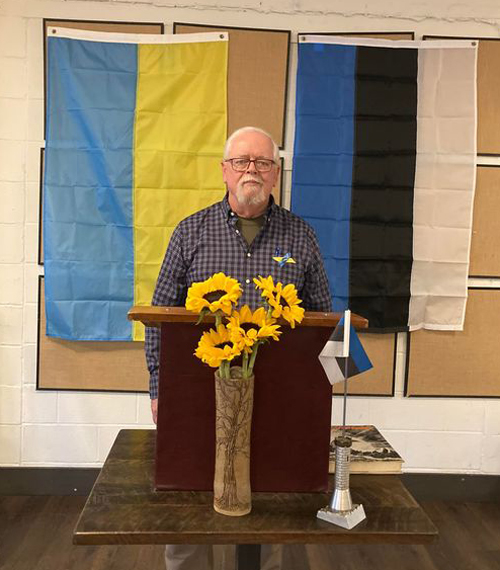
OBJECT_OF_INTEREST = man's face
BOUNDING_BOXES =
[221,131,279,210]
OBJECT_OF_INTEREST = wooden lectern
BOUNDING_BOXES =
[128,307,368,494]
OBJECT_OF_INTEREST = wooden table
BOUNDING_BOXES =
[73,430,437,568]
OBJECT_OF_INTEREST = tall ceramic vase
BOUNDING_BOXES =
[213,370,254,516]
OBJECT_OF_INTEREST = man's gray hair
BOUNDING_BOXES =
[223,126,280,163]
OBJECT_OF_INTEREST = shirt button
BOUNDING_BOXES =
[247,252,251,257]
[235,229,240,234]
[245,279,250,284]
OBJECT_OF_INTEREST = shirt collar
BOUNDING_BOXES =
[220,192,276,223]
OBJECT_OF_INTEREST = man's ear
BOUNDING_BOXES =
[221,160,228,184]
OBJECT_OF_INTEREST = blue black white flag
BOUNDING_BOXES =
[319,310,373,385]
[292,36,477,332]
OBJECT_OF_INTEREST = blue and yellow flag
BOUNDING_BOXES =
[44,28,228,341]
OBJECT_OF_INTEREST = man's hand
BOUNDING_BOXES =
[151,398,158,424]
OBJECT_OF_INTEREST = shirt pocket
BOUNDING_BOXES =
[277,259,306,292]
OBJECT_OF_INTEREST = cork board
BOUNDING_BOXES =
[37,278,148,392]
[43,19,165,35]
[174,23,290,148]
[469,166,500,277]
[424,35,500,155]
[332,333,396,397]
[406,288,500,397]
[271,157,284,206]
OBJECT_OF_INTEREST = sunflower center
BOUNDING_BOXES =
[241,323,259,333]
[215,341,233,350]
[204,290,227,303]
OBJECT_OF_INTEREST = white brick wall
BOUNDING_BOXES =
[1,0,500,472]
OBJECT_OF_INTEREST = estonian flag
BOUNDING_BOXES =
[291,36,477,332]
[319,310,373,385]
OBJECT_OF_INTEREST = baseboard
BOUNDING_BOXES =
[0,468,499,501]
[0,468,100,496]
[401,473,500,503]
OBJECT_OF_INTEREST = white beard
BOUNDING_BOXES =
[235,177,266,206]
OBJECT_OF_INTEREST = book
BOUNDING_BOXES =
[329,425,404,474]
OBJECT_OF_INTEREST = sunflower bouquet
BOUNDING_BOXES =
[185,272,305,379]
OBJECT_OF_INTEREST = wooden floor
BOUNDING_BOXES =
[1,496,500,570]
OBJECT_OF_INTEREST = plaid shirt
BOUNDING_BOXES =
[145,194,332,398]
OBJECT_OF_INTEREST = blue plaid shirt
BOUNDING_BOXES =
[145,194,332,398]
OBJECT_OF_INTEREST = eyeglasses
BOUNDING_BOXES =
[224,158,276,173]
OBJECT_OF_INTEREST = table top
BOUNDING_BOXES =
[73,429,437,546]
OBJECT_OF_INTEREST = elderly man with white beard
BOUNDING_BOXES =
[145,126,332,570]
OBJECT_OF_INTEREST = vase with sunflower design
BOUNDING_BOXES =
[186,272,304,516]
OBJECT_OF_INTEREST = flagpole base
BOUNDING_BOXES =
[316,503,366,529]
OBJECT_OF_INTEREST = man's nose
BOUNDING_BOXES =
[245,159,258,173]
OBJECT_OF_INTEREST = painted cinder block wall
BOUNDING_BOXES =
[1,0,500,472]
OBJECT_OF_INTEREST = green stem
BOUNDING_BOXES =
[242,351,249,378]
[248,343,260,377]
[219,359,227,379]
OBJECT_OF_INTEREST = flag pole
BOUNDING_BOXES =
[341,309,351,435]
[317,308,366,529]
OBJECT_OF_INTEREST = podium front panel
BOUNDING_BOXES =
[156,323,333,492]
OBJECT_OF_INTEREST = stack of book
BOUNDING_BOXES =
[329,425,404,474]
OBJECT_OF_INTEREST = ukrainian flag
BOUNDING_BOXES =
[44,28,228,341]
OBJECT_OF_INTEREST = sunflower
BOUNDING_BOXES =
[253,275,276,300]
[227,305,281,353]
[186,272,242,316]
[194,324,241,368]
[266,282,305,329]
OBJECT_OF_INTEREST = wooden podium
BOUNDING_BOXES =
[128,308,368,494]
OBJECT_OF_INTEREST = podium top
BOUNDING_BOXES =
[128,306,369,329]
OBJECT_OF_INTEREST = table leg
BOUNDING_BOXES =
[236,544,261,570]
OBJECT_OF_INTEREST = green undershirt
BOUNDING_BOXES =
[236,215,266,246]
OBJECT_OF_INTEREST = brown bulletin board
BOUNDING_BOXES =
[332,333,396,396]
[424,35,500,155]
[469,166,500,277]
[37,277,148,392]
[174,23,290,148]
[272,157,284,206]
[405,288,500,397]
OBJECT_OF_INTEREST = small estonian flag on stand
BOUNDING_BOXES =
[319,310,373,385]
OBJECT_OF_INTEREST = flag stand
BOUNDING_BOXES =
[317,310,367,529]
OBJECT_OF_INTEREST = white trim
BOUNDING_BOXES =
[343,309,351,358]
[46,27,228,44]
[298,35,477,50]
[409,323,466,331]
[460,44,479,329]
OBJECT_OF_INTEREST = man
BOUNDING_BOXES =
[145,126,332,569]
